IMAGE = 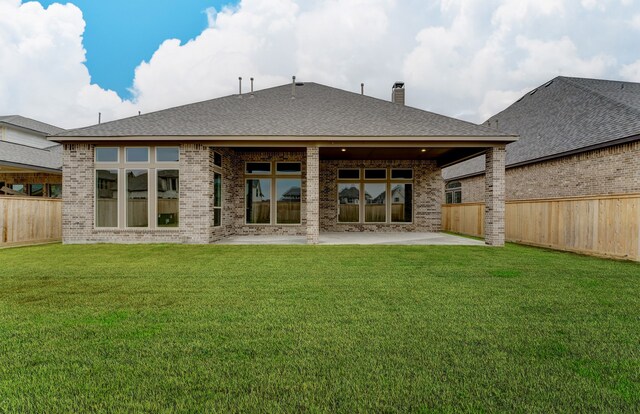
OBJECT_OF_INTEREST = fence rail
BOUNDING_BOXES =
[0,196,62,246]
[442,194,640,261]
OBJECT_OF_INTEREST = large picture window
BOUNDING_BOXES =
[95,146,179,229]
[337,168,413,224]
[245,161,301,225]
[96,169,118,227]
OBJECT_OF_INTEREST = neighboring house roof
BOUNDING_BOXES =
[0,115,65,136]
[443,76,640,180]
[52,82,511,138]
[0,141,63,172]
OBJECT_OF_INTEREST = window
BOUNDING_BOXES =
[96,170,118,227]
[364,183,386,222]
[29,184,44,197]
[445,181,462,204]
[364,169,386,180]
[214,172,222,227]
[157,170,179,227]
[126,170,149,227]
[338,169,359,180]
[96,146,180,229]
[96,147,118,162]
[213,152,222,168]
[391,183,412,223]
[277,178,301,224]
[126,147,149,163]
[9,184,25,194]
[337,167,413,224]
[49,184,62,198]
[246,162,271,174]
[338,183,360,223]
[244,161,302,224]
[246,178,271,224]
[156,147,179,162]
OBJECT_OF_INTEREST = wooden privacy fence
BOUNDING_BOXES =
[0,196,62,246]
[442,194,640,261]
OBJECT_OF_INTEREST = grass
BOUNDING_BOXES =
[0,243,638,413]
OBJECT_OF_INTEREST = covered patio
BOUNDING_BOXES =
[218,232,484,245]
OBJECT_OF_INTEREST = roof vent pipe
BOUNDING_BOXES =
[291,76,296,99]
[361,83,364,95]
[98,112,101,124]
[392,81,405,105]
[250,77,254,93]
[238,77,243,96]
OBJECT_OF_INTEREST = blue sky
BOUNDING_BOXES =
[3,1,640,128]
[34,0,238,99]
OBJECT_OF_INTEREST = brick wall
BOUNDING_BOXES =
[455,141,640,202]
[320,159,442,232]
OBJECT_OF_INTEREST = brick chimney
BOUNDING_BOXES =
[392,81,405,105]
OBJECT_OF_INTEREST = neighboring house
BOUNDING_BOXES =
[0,115,65,197]
[50,80,516,245]
[443,76,640,201]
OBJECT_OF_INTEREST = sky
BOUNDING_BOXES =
[1,0,640,129]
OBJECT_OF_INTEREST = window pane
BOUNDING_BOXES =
[213,152,222,168]
[30,184,44,196]
[454,191,462,204]
[156,147,179,162]
[214,209,221,227]
[246,179,271,224]
[49,184,62,198]
[276,162,301,174]
[96,169,118,227]
[126,147,149,163]
[364,169,386,180]
[246,162,271,174]
[127,169,148,227]
[338,183,359,222]
[391,183,412,223]
[446,192,453,204]
[214,172,222,208]
[391,169,413,179]
[157,169,179,227]
[446,181,461,189]
[96,148,118,162]
[277,178,301,224]
[365,183,386,222]
[338,169,359,179]
[9,184,25,194]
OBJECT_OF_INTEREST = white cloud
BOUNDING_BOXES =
[620,59,640,81]
[0,0,135,128]
[1,0,639,128]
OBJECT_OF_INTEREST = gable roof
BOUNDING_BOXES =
[0,141,62,172]
[443,76,640,180]
[52,82,511,139]
[0,115,65,136]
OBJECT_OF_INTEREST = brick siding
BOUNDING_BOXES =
[455,140,640,202]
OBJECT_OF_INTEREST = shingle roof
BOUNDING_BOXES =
[443,76,640,180]
[0,115,65,136]
[0,141,62,171]
[54,82,510,138]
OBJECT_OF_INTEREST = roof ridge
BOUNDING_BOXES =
[559,76,640,117]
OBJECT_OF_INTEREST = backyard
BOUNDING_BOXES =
[0,243,638,412]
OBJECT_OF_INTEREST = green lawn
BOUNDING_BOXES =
[0,243,638,413]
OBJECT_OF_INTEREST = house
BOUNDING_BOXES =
[443,76,640,202]
[0,115,65,197]
[50,80,517,245]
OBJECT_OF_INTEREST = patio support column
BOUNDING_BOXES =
[484,146,506,246]
[306,146,320,245]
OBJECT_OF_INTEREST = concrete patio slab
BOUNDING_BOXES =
[217,232,484,246]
